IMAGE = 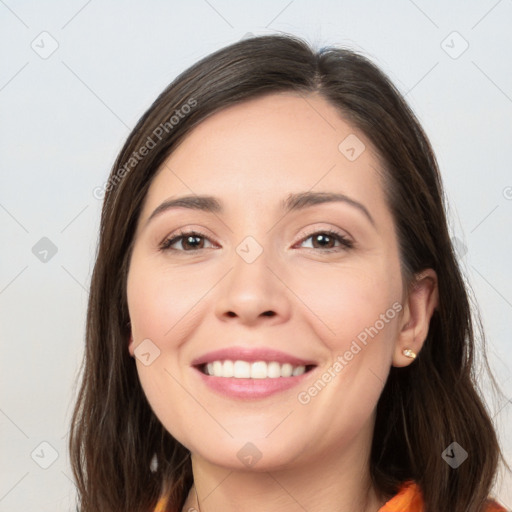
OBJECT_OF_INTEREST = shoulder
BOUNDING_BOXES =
[378,480,508,512]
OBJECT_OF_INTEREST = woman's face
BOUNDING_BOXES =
[127,92,406,470]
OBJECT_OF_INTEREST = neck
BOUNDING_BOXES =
[181,425,387,512]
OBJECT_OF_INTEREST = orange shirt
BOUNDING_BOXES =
[154,480,508,511]
[378,480,507,512]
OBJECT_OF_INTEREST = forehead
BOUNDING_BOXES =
[141,92,387,218]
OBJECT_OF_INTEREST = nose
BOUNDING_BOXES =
[214,244,292,327]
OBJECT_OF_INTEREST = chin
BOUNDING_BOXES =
[186,435,308,472]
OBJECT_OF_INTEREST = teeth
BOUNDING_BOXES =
[223,360,234,377]
[267,361,281,378]
[292,365,306,376]
[203,360,308,378]
[250,361,267,379]
[281,363,293,377]
[233,360,251,378]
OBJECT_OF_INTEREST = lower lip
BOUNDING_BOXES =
[193,367,315,399]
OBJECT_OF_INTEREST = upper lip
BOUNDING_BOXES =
[191,346,317,367]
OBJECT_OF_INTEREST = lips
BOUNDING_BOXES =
[190,346,317,398]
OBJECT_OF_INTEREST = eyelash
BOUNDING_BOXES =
[159,229,354,253]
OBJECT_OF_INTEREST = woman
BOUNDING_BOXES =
[70,34,509,512]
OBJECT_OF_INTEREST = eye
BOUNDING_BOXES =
[159,229,353,253]
[159,230,216,252]
[296,230,354,252]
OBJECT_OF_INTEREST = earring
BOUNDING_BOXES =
[149,453,158,473]
[402,348,416,359]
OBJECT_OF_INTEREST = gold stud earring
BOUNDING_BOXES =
[402,348,416,359]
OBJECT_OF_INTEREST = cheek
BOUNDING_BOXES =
[127,258,206,344]
[291,267,402,444]
[290,262,402,355]
[126,260,203,443]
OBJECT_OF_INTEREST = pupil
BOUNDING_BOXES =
[315,234,333,248]
[185,235,202,249]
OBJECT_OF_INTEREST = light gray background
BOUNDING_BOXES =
[1,1,511,510]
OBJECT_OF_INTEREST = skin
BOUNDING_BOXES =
[126,92,438,512]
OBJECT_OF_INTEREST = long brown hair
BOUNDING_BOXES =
[69,33,509,512]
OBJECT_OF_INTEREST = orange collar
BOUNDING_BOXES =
[378,481,424,511]
[378,480,507,512]
[154,480,507,512]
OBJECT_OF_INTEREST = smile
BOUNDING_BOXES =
[201,360,315,379]
[191,346,318,399]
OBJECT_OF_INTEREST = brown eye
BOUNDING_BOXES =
[298,230,353,251]
[160,231,214,251]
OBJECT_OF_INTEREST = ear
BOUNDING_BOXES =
[128,332,135,357]
[393,268,439,367]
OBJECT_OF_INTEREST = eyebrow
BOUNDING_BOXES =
[145,191,375,227]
